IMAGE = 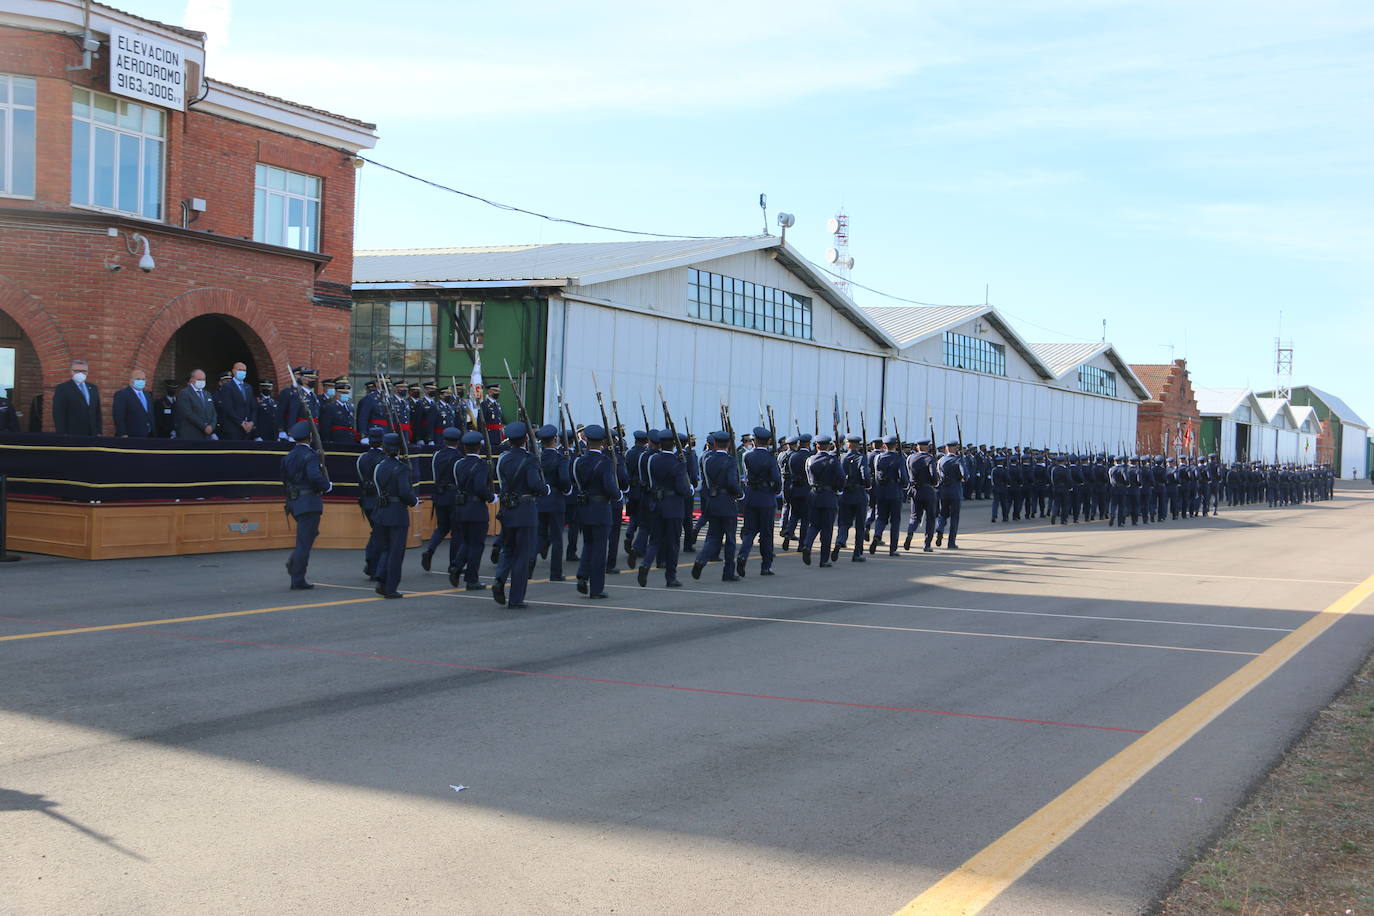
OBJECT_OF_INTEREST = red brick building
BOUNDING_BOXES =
[1129,359,1202,455]
[0,1,376,432]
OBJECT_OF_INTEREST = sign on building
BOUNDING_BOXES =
[108,25,186,110]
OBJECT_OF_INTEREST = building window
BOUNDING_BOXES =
[1078,364,1117,397]
[449,301,484,350]
[71,87,164,218]
[349,299,436,389]
[688,268,812,340]
[0,75,36,198]
[943,331,1005,376]
[254,164,321,252]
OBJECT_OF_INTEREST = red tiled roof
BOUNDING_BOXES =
[1128,363,1174,400]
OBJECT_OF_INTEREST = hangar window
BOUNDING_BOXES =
[1078,364,1117,397]
[349,299,437,391]
[254,164,322,252]
[687,269,812,340]
[0,75,36,198]
[71,87,164,219]
[943,331,1005,376]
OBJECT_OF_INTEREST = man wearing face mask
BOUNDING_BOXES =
[112,369,155,438]
[173,369,218,440]
[217,361,256,440]
[320,377,357,444]
[52,359,102,436]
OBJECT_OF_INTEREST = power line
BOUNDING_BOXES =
[356,154,716,240]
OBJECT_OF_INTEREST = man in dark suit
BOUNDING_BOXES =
[111,369,155,437]
[52,359,101,435]
[173,369,218,440]
[217,361,256,440]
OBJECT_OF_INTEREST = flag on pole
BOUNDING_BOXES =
[1183,418,1195,454]
[471,352,483,400]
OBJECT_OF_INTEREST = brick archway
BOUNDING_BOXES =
[0,273,73,392]
[133,288,288,386]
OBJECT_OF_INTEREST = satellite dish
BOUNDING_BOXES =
[826,217,840,234]
[839,256,855,270]
[825,247,839,264]
[776,212,795,229]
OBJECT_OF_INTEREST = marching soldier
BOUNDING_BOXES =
[637,431,692,588]
[691,431,743,581]
[935,442,964,548]
[782,433,813,550]
[869,435,908,555]
[448,430,494,591]
[904,439,938,550]
[737,426,782,577]
[371,433,419,599]
[479,383,505,453]
[420,427,465,573]
[572,424,621,599]
[834,434,871,561]
[801,434,842,567]
[281,420,331,590]
[356,427,387,582]
[492,420,548,608]
[536,424,572,581]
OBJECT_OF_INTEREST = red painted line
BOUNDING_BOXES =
[151,630,1147,734]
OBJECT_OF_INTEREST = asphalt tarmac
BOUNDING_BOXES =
[3,484,1373,915]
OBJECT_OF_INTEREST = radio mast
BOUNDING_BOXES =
[825,210,854,296]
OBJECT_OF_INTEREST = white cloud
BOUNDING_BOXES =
[1121,202,1374,263]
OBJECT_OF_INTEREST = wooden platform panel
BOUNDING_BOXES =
[4,498,498,560]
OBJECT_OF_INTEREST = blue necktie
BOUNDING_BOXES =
[137,390,147,412]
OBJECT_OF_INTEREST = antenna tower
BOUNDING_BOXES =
[824,210,854,295]
[1273,337,1293,401]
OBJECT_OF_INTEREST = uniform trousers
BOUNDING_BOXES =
[494,523,536,604]
[737,505,776,571]
[639,515,682,582]
[991,487,1012,521]
[288,511,321,586]
[576,523,611,595]
[872,497,903,551]
[937,496,961,543]
[451,519,488,584]
[696,512,738,570]
[802,506,836,560]
[424,505,457,565]
[836,498,868,555]
[376,522,409,594]
[538,508,565,578]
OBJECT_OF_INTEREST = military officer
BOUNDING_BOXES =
[448,430,494,591]
[781,433,813,550]
[536,424,572,581]
[319,378,357,444]
[281,420,331,590]
[277,368,321,438]
[869,435,908,555]
[737,426,782,577]
[691,431,743,581]
[254,380,279,442]
[935,441,964,548]
[990,456,1012,521]
[492,420,548,608]
[801,434,842,567]
[479,383,505,453]
[834,434,871,561]
[356,426,387,581]
[356,379,389,443]
[371,433,419,599]
[420,427,465,573]
[153,379,178,438]
[637,431,692,588]
[572,424,621,598]
[904,439,938,550]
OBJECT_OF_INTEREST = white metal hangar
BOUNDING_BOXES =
[1195,387,1328,467]
[351,235,1146,447]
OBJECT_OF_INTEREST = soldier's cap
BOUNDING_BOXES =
[393,379,408,388]
[439,387,452,396]
[367,425,386,438]
[916,438,932,446]
[798,433,813,443]
[814,433,833,445]
[632,429,648,440]
[382,432,402,450]
[258,378,274,388]
[219,371,233,381]
[162,379,178,389]
[291,365,308,375]
[645,429,661,444]
[487,383,501,391]
[423,382,437,390]
[584,423,608,441]
[289,420,312,441]
[503,420,528,440]
[442,427,463,442]
[1168,456,1178,463]
[677,432,690,446]
[335,381,351,391]
[995,456,1007,463]
[882,434,899,446]
[365,380,377,390]
[845,433,861,443]
[710,430,731,445]
[535,424,559,440]
[461,430,484,446]
[752,426,770,441]
[303,368,318,378]
[945,441,960,449]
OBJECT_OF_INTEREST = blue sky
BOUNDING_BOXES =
[162,0,1372,426]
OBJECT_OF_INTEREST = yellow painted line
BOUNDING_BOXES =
[894,567,1374,916]
[0,588,459,643]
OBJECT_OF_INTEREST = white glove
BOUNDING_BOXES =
[278,432,289,441]
[488,495,499,504]
[325,483,334,494]
[360,437,370,445]
[211,434,219,440]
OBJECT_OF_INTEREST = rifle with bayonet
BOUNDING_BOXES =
[502,358,539,456]
[592,371,616,457]
[287,359,330,486]
[374,364,409,462]
[656,385,681,451]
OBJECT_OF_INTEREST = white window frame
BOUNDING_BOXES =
[253,163,322,252]
[449,301,485,350]
[70,87,166,219]
[0,74,37,199]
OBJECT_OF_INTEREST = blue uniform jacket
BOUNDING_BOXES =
[371,455,419,526]
[699,450,743,516]
[356,447,385,511]
[645,450,692,519]
[839,450,872,505]
[282,442,330,515]
[871,450,908,500]
[936,454,965,496]
[571,450,621,526]
[908,452,938,493]
[805,451,843,510]
[539,448,572,512]
[741,448,783,509]
[496,447,548,527]
[452,454,495,522]
[430,447,463,507]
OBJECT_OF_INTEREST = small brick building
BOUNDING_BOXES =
[1129,359,1203,455]
[0,1,376,432]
